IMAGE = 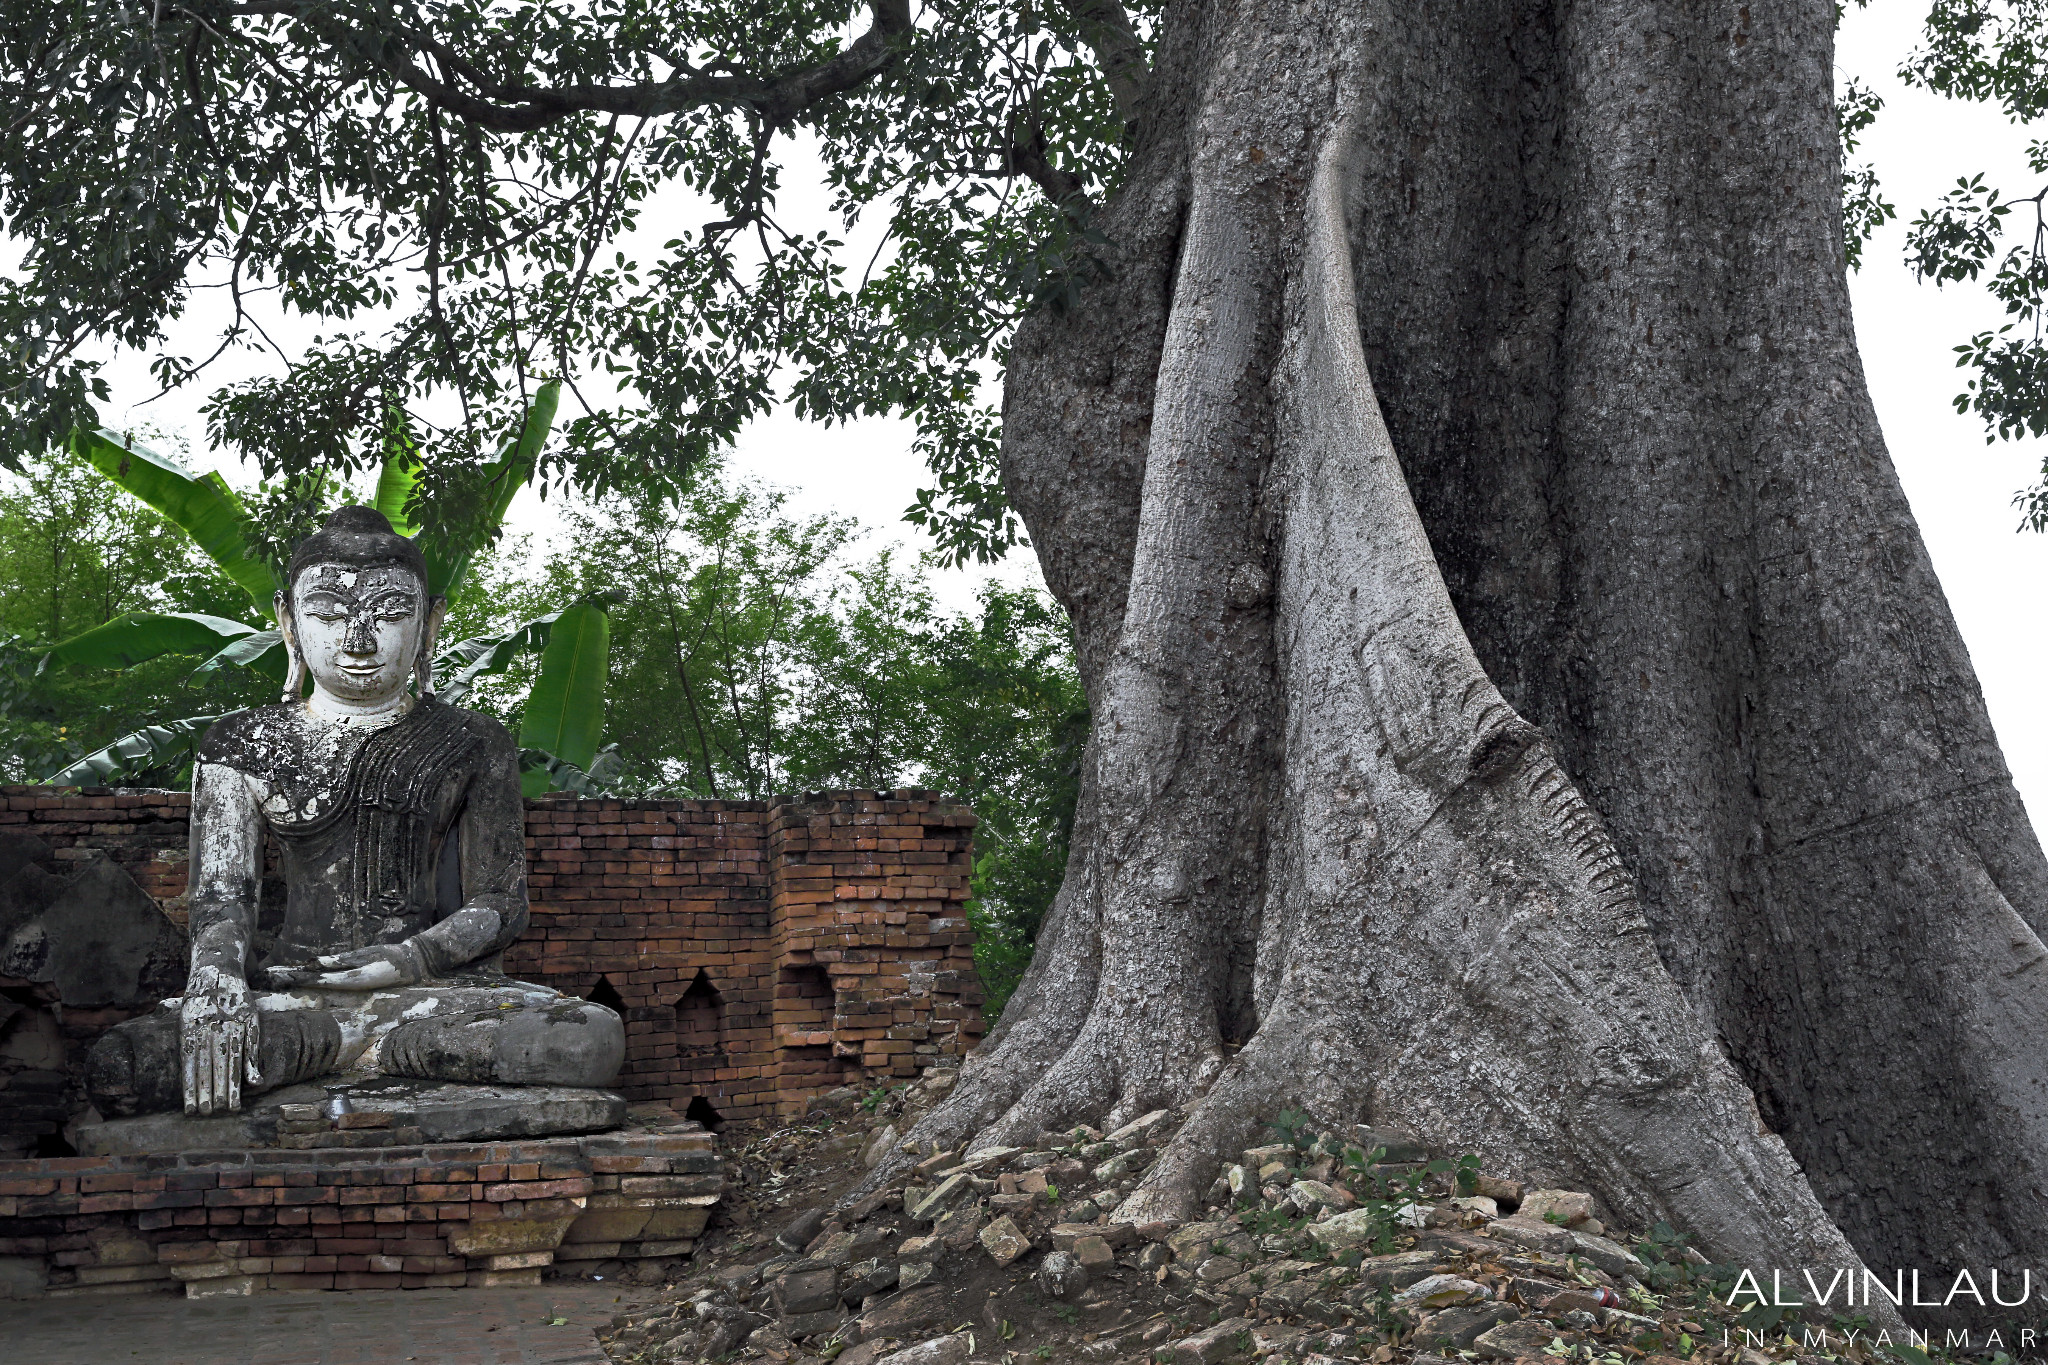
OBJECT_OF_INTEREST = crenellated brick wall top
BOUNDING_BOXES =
[0,786,985,1135]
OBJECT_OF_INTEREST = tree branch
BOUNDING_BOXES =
[1054,0,1150,124]
[1004,122,1089,211]
[223,0,914,134]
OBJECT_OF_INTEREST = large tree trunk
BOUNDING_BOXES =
[896,0,2048,1315]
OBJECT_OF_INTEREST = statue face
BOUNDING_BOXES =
[288,562,429,705]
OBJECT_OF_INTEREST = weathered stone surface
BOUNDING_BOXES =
[0,854,185,1008]
[1167,1317,1253,1365]
[850,1286,948,1343]
[1486,1214,1575,1253]
[771,1266,841,1316]
[1473,1319,1569,1359]
[1106,1109,1171,1147]
[1518,1189,1595,1226]
[978,1215,1031,1265]
[1304,1207,1389,1251]
[1037,1250,1088,1298]
[904,1172,973,1222]
[1071,1234,1116,1269]
[841,1258,899,1301]
[72,1077,628,1154]
[1395,1274,1490,1308]
[779,1207,829,1251]
[445,1206,586,1256]
[1567,1231,1648,1279]
[874,1331,972,1365]
[1348,1250,1440,1291]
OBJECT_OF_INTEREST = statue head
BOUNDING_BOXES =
[276,506,446,707]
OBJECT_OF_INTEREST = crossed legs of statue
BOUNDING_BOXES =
[87,981,625,1118]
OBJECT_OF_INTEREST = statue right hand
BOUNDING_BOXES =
[180,965,263,1115]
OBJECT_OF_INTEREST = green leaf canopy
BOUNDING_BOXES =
[69,431,280,616]
[41,612,262,672]
[517,599,610,797]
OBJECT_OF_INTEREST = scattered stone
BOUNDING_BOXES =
[1305,1207,1389,1251]
[1518,1189,1595,1226]
[1472,1318,1569,1360]
[1071,1234,1117,1270]
[778,1208,829,1252]
[1394,1274,1491,1308]
[1486,1213,1575,1253]
[932,1205,984,1250]
[1106,1109,1172,1147]
[1354,1127,1430,1163]
[904,1172,974,1222]
[699,1306,772,1357]
[1448,1194,1499,1220]
[1569,1230,1650,1280]
[873,1331,972,1365]
[1350,1249,1441,1290]
[1475,1174,1524,1206]
[746,1324,801,1360]
[1039,1250,1089,1298]
[1415,1303,1521,1350]
[896,1261,936,1290]
[849,1286,948,1343]
[1092,1148,1149,1181]
[1289,1179,1355,1213]
[861,1124,899,1169]
[841,1258,898,1301]
[978,1215,1032,1265]
[1167,1316,1255,1365]
[897,1234,939,1260]
[770,1266,840,1316]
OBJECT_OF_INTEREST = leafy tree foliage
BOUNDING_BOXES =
[0,0,1153,563]
[1844,1,2048,519]
[461,471,1083,1015]
[0,452,272,782]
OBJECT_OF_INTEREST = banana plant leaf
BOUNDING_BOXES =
[517,598,609,798]
[424,380,559,601]
[189,629,288,685]
[431,589,623,709]
[43,715,219,787]
[70,430,280,616]
[430,612,567,709]
[372,413,423,537]
[41,612,263,672]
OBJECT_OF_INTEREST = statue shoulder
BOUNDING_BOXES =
[419,696,519,755]
[194,703,307,773]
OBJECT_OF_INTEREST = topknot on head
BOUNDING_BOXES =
[285,504,432,594]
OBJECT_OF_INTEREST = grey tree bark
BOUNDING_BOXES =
[882,0,2048,1314]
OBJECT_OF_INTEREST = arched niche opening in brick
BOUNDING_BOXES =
[674,969,727,1064]
[684,1094,725,1132]
[585,974,628,1017]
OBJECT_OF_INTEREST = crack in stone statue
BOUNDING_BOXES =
[86,506,626,1119]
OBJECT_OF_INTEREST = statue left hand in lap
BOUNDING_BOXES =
[87,506,625,1118]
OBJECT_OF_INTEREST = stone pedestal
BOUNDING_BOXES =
[72,1078,630,1155]
[0,1105,718,1300]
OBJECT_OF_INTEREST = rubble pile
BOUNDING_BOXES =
[594,1074,1796,1365]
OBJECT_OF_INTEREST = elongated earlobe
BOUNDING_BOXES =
[416,597,447,697]
[275,591,306,703]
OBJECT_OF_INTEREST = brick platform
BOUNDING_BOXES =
[0,1116,719,1300]
[0,787,987,1154]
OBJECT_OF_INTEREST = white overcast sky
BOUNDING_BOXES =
[70,3,2048,828]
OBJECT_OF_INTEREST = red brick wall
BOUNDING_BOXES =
[0,786,985,1127]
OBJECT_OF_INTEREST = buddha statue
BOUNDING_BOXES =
[86,506,625,1119]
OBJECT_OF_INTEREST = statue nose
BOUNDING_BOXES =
[343,616,379,653]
